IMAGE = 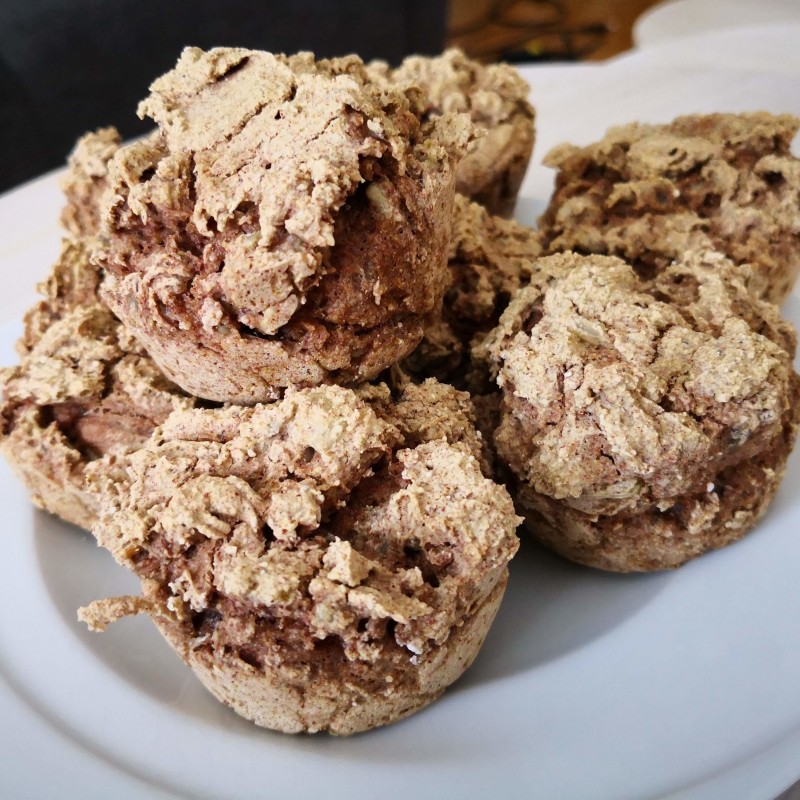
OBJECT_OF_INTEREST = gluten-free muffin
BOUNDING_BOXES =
[374,48,535,217]
[0,239,191,529]
[483,250,799,571]
[81,381,520,734]
[539,113,800,304]
[96,47,470,404]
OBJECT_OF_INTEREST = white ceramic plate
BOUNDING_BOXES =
[633,0,800,49]
[627,22,800,78]
[2,54,800,800]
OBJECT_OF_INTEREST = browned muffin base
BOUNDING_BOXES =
[154,571,506,735]
[517,388,800,571]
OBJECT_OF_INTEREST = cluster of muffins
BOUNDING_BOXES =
[2,45,799,735]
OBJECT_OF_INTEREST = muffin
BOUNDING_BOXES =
[375,48,535,217]
[404,194,544,385]
[539,113,800,304]
[483,250,799,571]
[61,127,122,239]
[95,47,471,404]
[0,239,191,529]
[80,381,520,734]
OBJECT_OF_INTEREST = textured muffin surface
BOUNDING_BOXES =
[61,127,122,239]
[405,194,544,385]
[377,48,535,216]
[83,381,519,733]
[97,47,469,403]
[0,239,191,529]
[539,113,800,303]
[484,250,799,571]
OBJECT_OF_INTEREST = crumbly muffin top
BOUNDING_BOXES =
[18,238,103,355]
[487,250,796,517]
[368,49,534,217]
[358,376,492,475]
[61,127,122,239]
[540,112,800,302]
[386,48,532,127]
[86,383,519,665]
[2,239,190,459]
[102,46,469,337]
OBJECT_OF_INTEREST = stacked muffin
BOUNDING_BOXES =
[483,113,800,571]
[1,46,529,735]
[2,46,799,735]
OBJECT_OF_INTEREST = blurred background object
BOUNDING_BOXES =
[0,0,676,192]
[0,0,672,193]
[0,0,446,192]
[448,0,663,63]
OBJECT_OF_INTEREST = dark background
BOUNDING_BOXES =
[0,0,446,193]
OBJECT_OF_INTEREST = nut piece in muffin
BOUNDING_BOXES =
[404,194,544,385]
[539,113,800,304]
[80,382,520,734]
[483,250,799,572]
[0,239,192,530]
[373,48,535,217]
[96,47,471,404]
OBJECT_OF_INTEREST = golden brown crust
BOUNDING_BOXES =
[96,47,470,403]
[485,250,799,571]
[84,383,520,733]
[1,239,192,530]
[381,49,535,216]
[539,112,800,304]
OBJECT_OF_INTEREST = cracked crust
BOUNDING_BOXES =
[82,382,520,734]
[539,112,800,304]
[356,376,494,477]
[373,49,535,217]
[484,250,799,571]
[96,47,470,403]
[0,239,192,529]
[404,194,544,385]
